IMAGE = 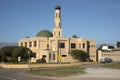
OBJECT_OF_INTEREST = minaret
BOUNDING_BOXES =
[53,5,62,37]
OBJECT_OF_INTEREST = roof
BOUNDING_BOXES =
[36,30,53,37]
[55,5,61,10]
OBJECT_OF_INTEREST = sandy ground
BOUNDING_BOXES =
[53,67,120,80]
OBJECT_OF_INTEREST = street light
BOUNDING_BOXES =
[28,50,30,72]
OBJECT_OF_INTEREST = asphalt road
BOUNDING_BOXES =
[0,68,53,80]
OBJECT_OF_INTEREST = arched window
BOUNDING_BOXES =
[59,31,60,36]
[29,42,32,47]
[21,43,23,46]
[34,41,37,47]
[25,42,27,47]
[47,44,49,49]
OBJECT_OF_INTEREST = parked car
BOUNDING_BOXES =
[100,57,112,63]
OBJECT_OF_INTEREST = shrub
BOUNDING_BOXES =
[36,58,46,63]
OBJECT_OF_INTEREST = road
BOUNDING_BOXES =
[55,63,120,80]
[0,68,53,80]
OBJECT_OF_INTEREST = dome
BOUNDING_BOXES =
[55,5,61,10]
[36,30,53,37]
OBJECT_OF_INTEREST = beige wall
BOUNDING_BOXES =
[0,62,96,69]
[19,37,96,63]
[98,50,120,62]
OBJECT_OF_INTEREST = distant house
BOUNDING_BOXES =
[102,45,111,51]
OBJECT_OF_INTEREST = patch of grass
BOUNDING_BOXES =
[27,66,86,77]
[102,62,120,69]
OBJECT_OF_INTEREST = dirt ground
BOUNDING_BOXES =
[53,67,120,80]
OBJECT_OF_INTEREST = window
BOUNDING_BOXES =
[62,55,67,57]
[33,53,36,58]
[34,41,37,47]
[59,31,60,36]
[83,43,85,48]
[42,55,46,57]
[59,43,65,48]
[29,42,32,47]
[47,44,49,49]
[21,43,23,46]
[91,45,93,48]
[53,54,55,60]
[49,54,51,60]
[71,43,76,48]
[25,42,27,47]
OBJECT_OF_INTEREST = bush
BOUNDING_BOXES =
[69,50,89,62]
[36,58,46,63]
[86,59,93,62]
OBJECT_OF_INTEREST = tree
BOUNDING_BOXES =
[0,46,34,62]
[0,49,6,62]
[13,47,22,62]
[1,46,17,62]
[69,50,89,62]
[13,46,34,62]
[116,41,120,48]
[19,47,32,62]
[108,46,114,49]
[72,35,78,38]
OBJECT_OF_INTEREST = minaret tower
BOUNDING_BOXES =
[53,5,62,37]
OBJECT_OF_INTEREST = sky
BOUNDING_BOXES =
[0,0,120,45]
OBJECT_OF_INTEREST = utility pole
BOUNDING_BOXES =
[28,50,30,72]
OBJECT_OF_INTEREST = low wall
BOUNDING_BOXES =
[0,63,28,68]
[0,62,96,69]
[98,50,120,62]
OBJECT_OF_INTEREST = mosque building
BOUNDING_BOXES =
[18,5,96,63]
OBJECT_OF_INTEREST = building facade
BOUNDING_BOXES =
[19,5,96,63]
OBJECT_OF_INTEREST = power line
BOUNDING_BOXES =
[97,40,119,43]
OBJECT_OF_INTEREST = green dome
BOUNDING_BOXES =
[36,30,53,37]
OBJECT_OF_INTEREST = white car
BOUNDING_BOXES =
[100,57,112,63]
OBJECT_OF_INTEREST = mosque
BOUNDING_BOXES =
[18,5,96,63]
